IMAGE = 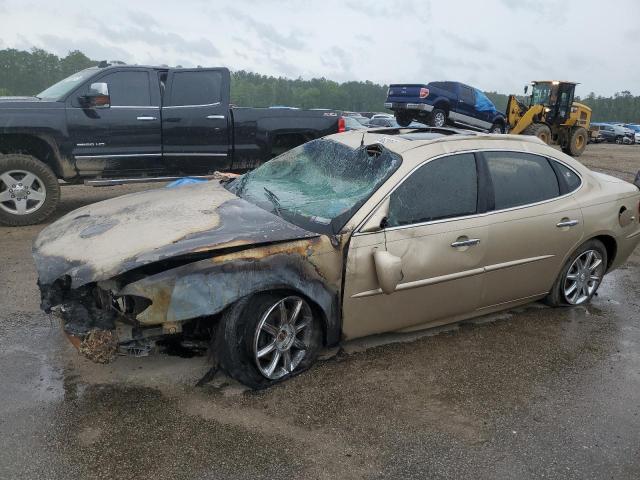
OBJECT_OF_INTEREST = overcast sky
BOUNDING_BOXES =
[0,0,638,97]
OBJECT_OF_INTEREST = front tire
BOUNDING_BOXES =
[562,127,588,157]
[215,293,322,389]
[489,122,505,134]
[0,154,60,226]
[429,108,447,127]
[545,239,607,307]
[523,123,552,144]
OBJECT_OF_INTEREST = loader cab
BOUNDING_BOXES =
[530,81,576,125]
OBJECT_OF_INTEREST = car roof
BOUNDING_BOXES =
[328,127,548,156]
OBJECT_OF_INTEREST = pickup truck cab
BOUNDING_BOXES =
[0,64,342,226]
[384,81,506,133]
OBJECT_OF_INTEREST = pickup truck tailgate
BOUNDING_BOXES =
[387,84,429,102]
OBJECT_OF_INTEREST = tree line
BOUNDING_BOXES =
[0,48,637,122]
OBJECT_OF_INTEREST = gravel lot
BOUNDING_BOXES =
[1,143,639,479]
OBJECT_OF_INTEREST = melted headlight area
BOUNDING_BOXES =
[40,277,212,362]
[40,277,150,338]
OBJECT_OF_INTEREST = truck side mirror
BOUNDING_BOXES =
[524,85,528,95]
[81,82,110,108]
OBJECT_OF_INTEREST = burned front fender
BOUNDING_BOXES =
[120,238,344,346]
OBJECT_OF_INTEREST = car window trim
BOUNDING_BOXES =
[353,148,584,236]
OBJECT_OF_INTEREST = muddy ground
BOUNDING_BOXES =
[1,143,639,479]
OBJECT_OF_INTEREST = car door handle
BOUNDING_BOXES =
[137,116,157,121]
[206,115,225,120]
[451,238,481,248]
[556,219,579,228]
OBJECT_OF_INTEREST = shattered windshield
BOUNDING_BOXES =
[227,138,401,234]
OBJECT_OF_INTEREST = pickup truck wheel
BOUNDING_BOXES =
[394,112,412,127]
[429,109,447,127]
[0,154,60,226]
[522,123,551,144]
[562,127,588,157]
[215,293,322,389]
[489,122,504,134]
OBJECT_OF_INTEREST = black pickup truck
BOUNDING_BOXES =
[0,64,343,225]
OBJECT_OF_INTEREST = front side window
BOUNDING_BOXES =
[98,71,151,106]
[229,139,401,234]
[387,153,477,227]
[168,71,222,106]
[484,151,559,210]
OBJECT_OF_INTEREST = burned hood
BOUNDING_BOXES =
[33,181,318,287]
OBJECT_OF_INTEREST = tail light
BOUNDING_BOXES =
[419,87,430,98]
[338,117,346,133]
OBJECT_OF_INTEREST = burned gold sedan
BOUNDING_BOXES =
[34,129,640,388]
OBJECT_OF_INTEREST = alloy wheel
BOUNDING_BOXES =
[0,170,47,215]
[433,112,446,127]
[563,250,604,305]
[253,296,313,380]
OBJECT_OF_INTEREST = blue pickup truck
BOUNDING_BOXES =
[384,81,506,133]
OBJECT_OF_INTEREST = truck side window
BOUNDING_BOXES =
[168,71,222,106]
[99,71,152,106]
[459,86,475,104]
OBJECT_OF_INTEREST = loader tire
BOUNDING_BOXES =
[562,127,588,157]
[523,123,551,144]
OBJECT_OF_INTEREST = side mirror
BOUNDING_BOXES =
[80,82,110,108]
[524,85,529,94]
[360,197,390,233]
[373,250,403,295]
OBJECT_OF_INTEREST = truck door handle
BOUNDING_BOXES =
[137,116,157,121]
[206,115,225,120]
[556,219,579,228]
[451,238,481,248]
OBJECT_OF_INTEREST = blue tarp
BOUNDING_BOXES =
[474,89,498,113]
[165,177,208,188]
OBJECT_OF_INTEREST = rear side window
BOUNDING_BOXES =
[168,71,222,106]
[552,161,581,193]
[484,151,559,210]
[459,85,475,104]
[99,71,151,106]
[388,153,477,226]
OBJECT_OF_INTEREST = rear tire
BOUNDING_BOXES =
[429,108,447,127]
[215,293,322,389]
[394,112,412,127]
[545,239,607,307]
[523,123,552,144]
[562,127,588,157]
[0,154,60,226]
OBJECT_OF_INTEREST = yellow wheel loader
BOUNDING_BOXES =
[506,81,592,156]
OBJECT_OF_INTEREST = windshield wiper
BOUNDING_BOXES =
[263,187,282,215]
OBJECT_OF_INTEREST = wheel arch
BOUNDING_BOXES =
[433,99,450,114]
[0,133,71,178]
[588,234,617,271]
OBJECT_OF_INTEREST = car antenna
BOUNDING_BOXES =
[360,131,365,147]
